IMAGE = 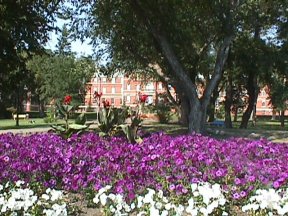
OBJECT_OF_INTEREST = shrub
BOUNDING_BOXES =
[153,104,173,123]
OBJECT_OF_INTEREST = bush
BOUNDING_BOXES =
[153,104,173,123]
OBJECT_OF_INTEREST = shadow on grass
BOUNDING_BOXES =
[142,122,188,136]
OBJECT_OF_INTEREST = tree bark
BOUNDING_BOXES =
[224,73,233,128]
[178,94,189,126]
[207,88,219,122]
[240,72,259,128]
[280,109,285,128]
[131,0,233,133]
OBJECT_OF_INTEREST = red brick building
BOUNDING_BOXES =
[84,75,173,109]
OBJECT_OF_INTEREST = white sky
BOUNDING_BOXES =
[44,18,93,56]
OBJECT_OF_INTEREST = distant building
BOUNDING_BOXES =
[83,74,175,110]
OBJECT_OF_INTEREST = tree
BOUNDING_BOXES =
[56,24,72,55]
[0,0,61,118]
[27,52,95,107]
[70,0,240,133]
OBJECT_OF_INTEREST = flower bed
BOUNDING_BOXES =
[0,132,288,215]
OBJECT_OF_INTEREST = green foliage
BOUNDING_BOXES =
[97,107,120,136]
[50,102,89,139]
[0,1,60,118]
[97,106,142,143]
[26,53,95,104]
[43,107,57,123]
[75,113,87,125]
[153,104,173,124]
[215,104,225,120]
[118,109,142,144]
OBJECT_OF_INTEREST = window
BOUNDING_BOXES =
[111,98,114,104]
[159,83,163,90]
[262,101,266,107]
[136,84,140,91]
[127,96,131,102]
[103,87,106,94]
[127,84,131,90]
[102,77,106,83]
[112,87,116,94]
[112,78,115,83]
[120,98,122,104]
[145,83,154,91]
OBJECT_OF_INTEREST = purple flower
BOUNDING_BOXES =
[169,184,175,191]
[273,181,280,189]
[240,191,247,198]
[234,178,241,185]
[233,192,240,200]
[3,156,9,162]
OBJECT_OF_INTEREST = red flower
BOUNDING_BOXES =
[139,94,148,103]
[102,100,110,108]
[64,95,72,105]
[94,91,103,99]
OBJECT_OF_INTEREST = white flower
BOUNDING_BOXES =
[109,205,116,213]
[191,183,197,192]
[130,202,136,210]
[93,195,99,204]
[41,194,50,201]
[137,196,143,208]
[157,190,164,199]
[52,203,67,216]
[160,210,169,216]
[143,193,154,204]
[99,193,108,206]
[5,182,9,188]
[0,184,4,191]
[164,203,172,210]
[15,180,25,187]
[162,196,169,203]
[175,204,185,216]
[200,207,209,216]
[104,185,112,190]
[124,203,131,212]
[277,204,288,215]
[115,194,124,204]
[150,206,160,216]
[43,209,54,216]
[50,190,63,201]
[155,202,163,209]
[108,193,116,201]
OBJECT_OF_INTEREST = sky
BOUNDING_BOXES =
[44,18,93,56]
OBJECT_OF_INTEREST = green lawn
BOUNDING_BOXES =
[0,118,71,130]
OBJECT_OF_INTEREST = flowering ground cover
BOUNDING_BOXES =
[0,132,288,215]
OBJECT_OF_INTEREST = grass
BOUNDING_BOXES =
[1,117,288,142]
[0,118,72,130]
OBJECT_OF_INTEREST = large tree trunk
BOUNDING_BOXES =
[179,94,189,126]
[224,73,233,128]
[132,0,233,133]
[240,72,259,128]
[188,100,206,133]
